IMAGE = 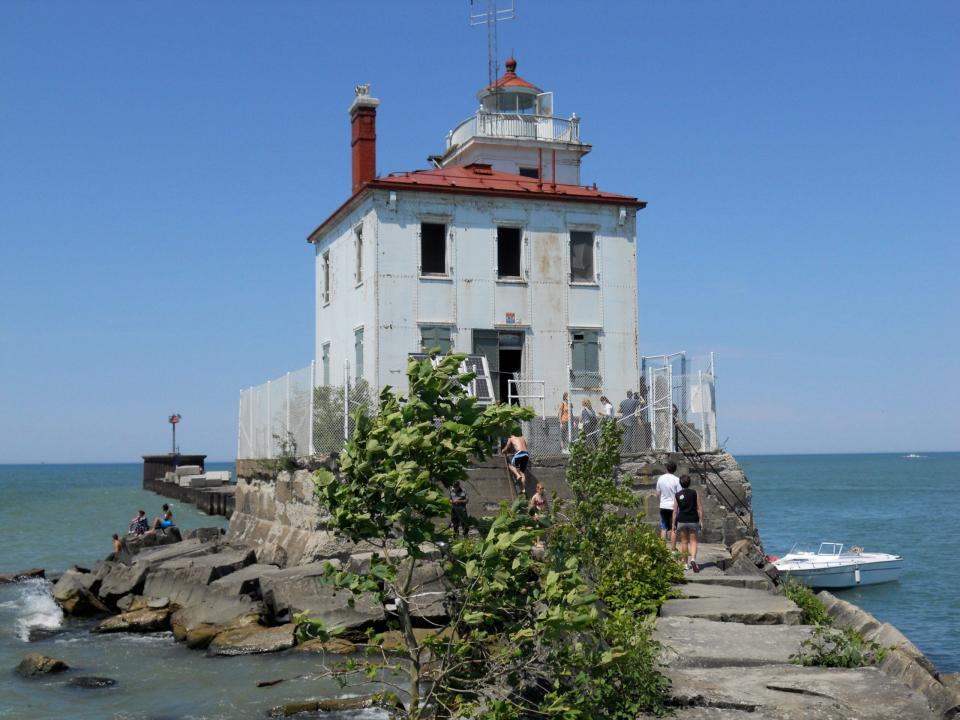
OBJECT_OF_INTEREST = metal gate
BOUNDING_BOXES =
[648,365,673,451]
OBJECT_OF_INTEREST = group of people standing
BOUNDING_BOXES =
[557,389,647,450]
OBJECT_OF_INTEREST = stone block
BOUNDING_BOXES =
[176,465,202,477]
[661,583,802,625]
[662,665,938,719]
[260,562,384,631]
[207,622,296,656]
[654,616,813,668]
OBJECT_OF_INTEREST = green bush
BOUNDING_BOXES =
[782,578,832,626]
[791,625,887,668]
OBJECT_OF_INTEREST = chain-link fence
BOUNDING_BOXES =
[238,362,375,460]
[512,351,717,458]
[239,352,718,460]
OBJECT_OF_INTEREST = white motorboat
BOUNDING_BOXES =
[774,543,903,589]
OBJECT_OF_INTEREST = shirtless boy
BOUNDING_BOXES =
[502,434,531,491]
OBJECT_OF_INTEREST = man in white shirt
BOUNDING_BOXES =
[655,461,683,551]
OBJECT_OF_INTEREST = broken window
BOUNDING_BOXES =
[420,222,447,275]
[569,230,594,282]
[322,250,331,304]
[354,328,364,380]
[354,226,363,284]
[420,325,452,354]
[570,330,601,388]
[322,343,331,386]
[497,226,522,279]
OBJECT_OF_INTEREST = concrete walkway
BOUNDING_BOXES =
[645,544,940,719]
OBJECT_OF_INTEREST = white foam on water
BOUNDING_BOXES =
[12,578,64,642]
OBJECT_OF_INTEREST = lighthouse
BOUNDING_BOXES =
[306,58,645,441]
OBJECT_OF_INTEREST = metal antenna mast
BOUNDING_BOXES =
[470,0,515,110]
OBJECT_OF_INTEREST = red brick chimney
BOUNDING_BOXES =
[349,85,379,194]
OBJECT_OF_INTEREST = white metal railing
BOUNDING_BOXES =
[447,110,581,150]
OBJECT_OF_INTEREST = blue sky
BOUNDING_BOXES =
[1,1,957,462]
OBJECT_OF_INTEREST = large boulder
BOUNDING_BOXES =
[0,568,45,584]
[123,527,182,555]
[52,570,109,616]
[92,607,171,634]
[207,622,296,656]
[142,549,261,628]
[259,562,384,631]
[16,653,69,677]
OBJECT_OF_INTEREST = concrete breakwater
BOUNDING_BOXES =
[143,462,235,520]
[38,451,960,718]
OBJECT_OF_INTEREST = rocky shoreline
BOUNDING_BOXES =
[11,452,960,718]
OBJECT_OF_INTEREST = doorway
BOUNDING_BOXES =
[472,329,524,403]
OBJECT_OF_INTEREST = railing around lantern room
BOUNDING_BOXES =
[447,110,581,150]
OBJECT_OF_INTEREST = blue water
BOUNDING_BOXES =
[745,451,960,673]
[0,463,384,719]
[0,456,957,718]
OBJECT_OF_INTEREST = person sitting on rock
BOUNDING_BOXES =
[112,534,122,553]
[129,510,149,536]
[152,504,174,531]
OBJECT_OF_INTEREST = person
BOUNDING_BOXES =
[672,475,704,572]
[558,392,571,452]
[129,510,149,537]
[449,481,469,538]
[598,395,614,420]
[528,483,548,519]
[502,434,530,492]
[618,390,640,452]
[655,461,683,551]
[152,503,174,531]
[579,398,598,444]
[112,534,122,554]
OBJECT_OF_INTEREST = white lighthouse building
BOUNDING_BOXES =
[307,59,645,420]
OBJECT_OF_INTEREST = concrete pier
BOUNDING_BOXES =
[142,475,235,519]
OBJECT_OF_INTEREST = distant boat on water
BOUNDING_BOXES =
[903,453,925,458]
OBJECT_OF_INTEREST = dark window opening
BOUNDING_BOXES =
[420,222,446,275]
[518,167,539,179]
[497,227,522,279]
[472,329,524,403]
[570,230,594,282]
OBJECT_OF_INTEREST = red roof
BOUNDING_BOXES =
[308,164,645,242]
[485,57,540,93]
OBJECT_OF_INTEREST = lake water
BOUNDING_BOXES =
[0,455,957,718]
[0,464,380,720]
[745,451,960,674]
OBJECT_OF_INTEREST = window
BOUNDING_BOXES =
[420,222,446,275]
[321,343,331,386]
[569,230,594,282]
[570,330,600,388]
[497,226,522,279]
[354,328,364,380]
[322,250,331,304]
[354,226,363,284]
[420,325,452,354]
[518,167,539,179]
